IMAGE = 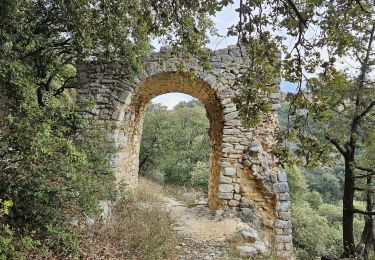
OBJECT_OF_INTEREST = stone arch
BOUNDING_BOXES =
[76,45,294,259]
[117,71,224,209]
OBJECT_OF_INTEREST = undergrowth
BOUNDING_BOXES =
[81,178,178,259]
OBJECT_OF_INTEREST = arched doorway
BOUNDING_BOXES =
[116,72,224,209]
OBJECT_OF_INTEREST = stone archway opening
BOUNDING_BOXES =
[139,93,210,185]
[118,72,224,209]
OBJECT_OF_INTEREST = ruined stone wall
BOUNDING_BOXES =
[76,45,293,259]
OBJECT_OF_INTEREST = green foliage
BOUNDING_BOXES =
[0,225,20,260]
[305,167,344,203]
[305,191,324,210]
[0,200,12,216]
[190,161,209,192]
[286,164,366,258]
[0,96,116,255]
[140,100,210,190]
[232,38,280,127]
[0,0,224,257]
[233,2,374,254]
[292,202,340,259]
[285,165,307,202]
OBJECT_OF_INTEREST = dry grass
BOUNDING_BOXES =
[137,177,205,206]
[163,184,205,206]
[81,178,206,259]
[81,180,178,259]
[99,204,176,259]
[135,177,167,204]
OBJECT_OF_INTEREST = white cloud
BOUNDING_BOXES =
[152,93,195,110]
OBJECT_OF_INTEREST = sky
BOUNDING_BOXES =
[152,1,298,109]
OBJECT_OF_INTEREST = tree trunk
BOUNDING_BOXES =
[342,158,356,257]
[357,176,374,260]
[139,154,150,175]
[357,218,374,260]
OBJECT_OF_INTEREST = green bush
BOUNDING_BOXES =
[306,191,324,210]
[0,98,116,257]
[190,161,209,192]
[292,202,341,258]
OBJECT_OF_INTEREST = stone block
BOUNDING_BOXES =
[275,235,293,243]
[241,227,259,243]
[234,184,240,193]
[240,198,251,208]
[270,92,281,100]
[276,201,291,212]
[242,208,253,218]
[273,182,289,193]
[271,103,282,111]
[204,74,217,85]
[224,111,239,121]
[277,171,288,182]
[223,106,237,114]
[254,241,267,253]
[221,55,233,62]
[243,159,252,167]
[223,128,241,135]
[275,220,292,229]
[275,228,284,235]
[228,154,242,159]
[248,142,261,153]
[270,174,278,183]
[237,245,257,257]
[228,200,239,206]
[219,184,234,193]
[233,193,241,201]
[285,242,293,251]
[278,211,291,220]
[278,193,290,201]
[219,192,233,200]
[220,175,232,184]
[235,144,245,150]
[223,167,236,176]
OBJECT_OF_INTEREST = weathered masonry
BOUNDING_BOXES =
[76,45,293,259]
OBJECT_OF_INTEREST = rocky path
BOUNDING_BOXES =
[161,197,267,259]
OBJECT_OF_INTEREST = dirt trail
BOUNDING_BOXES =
[164,197,239,242]
[136,178,265,259]
[161,196,244,259]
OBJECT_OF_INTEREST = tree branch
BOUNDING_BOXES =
[353,209,375,216]
[354,164,375,173]
[357,100,375,120]
[353,164,375,179]
[53,77,76,96]
[324,134,346,155]
[284,0,307,27]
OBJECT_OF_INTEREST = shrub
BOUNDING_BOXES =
[190,161,209,192]
[306,191,324,210]
[292,202,341,258]
[0,105,116,257]
[84,192,177,259]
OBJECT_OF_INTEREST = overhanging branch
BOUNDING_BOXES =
[353,209,375,216]
[324,134,346,155]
